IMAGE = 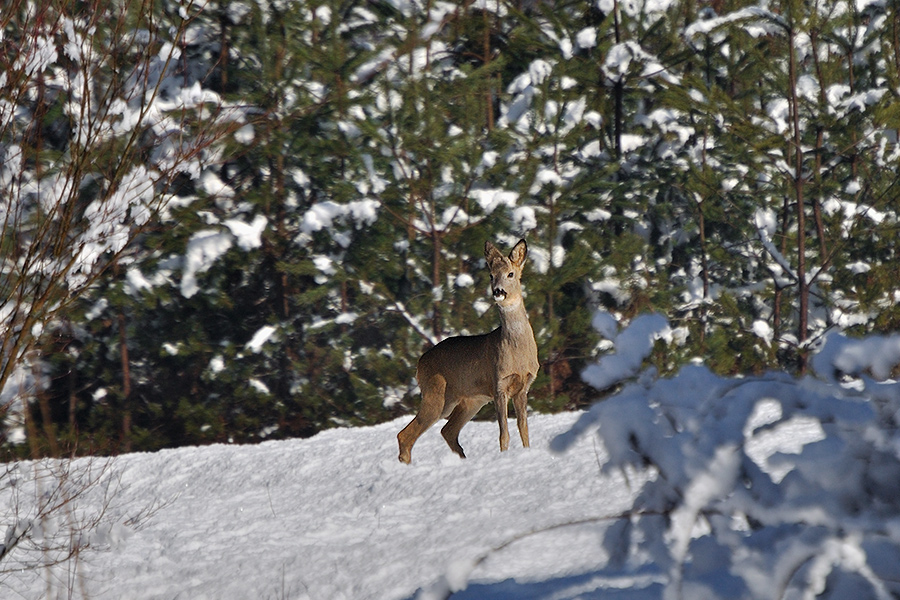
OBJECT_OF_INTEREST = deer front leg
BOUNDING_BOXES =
[494,391,510,452]
[512,374,533,448]
[512,390,529,448]
[495,374,524,452]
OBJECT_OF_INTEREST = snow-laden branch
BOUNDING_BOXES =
[754,208,800,283]
[580,312,672,392]
[389,301,439,347]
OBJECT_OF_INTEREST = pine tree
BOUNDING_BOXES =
[9,0,900,456]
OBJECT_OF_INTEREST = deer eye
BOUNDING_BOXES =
[507,272,514,278]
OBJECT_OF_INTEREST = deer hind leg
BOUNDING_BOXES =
[441,396,487,459]
[398,375,447,464]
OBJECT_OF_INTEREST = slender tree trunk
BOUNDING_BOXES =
[483,4,494,131]
[698,200,709,346]
[218,8,230,93]
[33,360,59,457]
[810,29,828,259]
[23,393,42,460]
[271,134,290,320]
[118,309,132,452]
[846,22,859,181]
[787,25,809,371]
[612,0,623,159]
[431,230,443,339]
[68,359,77,434]
[773,193,790,343]
[547,195,557,403]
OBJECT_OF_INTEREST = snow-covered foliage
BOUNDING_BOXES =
[549,315,900,599]
[0,0,228,444]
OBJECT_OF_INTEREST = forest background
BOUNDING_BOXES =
[2,0,899,459]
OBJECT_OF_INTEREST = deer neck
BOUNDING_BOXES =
[497,296,531,340]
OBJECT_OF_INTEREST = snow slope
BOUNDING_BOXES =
[2,413,650,600]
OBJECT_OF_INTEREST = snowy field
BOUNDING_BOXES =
[2,412,652,600]
[2,329,900,600]
[0,408,822,600]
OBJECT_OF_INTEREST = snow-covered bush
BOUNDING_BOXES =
[0,0,230,451]
[0,458,122,588]
[552,315,900,599]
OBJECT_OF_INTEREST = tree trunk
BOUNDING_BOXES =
[612,0,623,159]
[431,230,443,339]
[698,200,709,346]
[483,5,494,131]
[33,360,59,457]
[787,25,809,372]
[118,309,132,452]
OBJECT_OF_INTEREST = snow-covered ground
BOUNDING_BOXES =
[1,412,646,600]
[2,329,900,600]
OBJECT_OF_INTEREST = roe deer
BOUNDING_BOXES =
[397,239,540,464]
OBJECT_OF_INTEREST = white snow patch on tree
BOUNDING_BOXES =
[581,312,671,391]
[245,325,277,353]
[198,170,235,198]
[575,27,597,50]
[752,319,773,347]
[224,214,267,250]
[470,188,519,214]
[455,273,475,288]
[299,199,380,237]
[248,379,270,395]
[511,206,537,232]
[234,124,254,144]
[181,230,233,298]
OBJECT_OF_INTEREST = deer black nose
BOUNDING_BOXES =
[493,287,507,299]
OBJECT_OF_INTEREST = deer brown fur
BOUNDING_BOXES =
[397,239,540,464]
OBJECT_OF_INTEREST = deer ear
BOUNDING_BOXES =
[508,239,527,267]
[484,241,503,265]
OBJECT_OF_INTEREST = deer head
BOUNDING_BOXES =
[485,239,527,310]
